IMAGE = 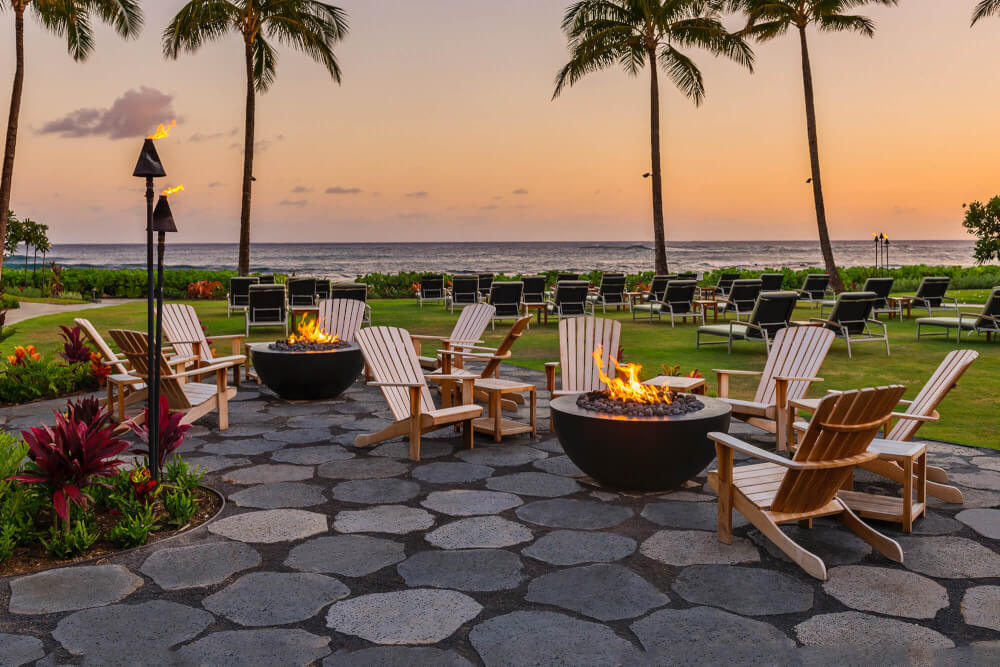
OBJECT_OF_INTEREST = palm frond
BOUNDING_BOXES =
[252,34,278,92]
[262,0,349,84]
[815,13,875,36]
[87,0,144,39]
[657,45,706,104]
[162,0,240,59]
[33,3,97,61]
[972,0,1000,25]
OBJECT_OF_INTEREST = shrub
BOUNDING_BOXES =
[163,489,198,527]
[962,197,1000,265]
[109,503,159,549]
[164,454,204,494]
[58,325,92,364]
[129,396,191,474]
[0,293,18,309]
[41,518,99,559]
[0,358,95,404]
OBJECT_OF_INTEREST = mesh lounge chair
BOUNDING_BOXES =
[590,274,628,313]
[796,273,832,307]
[698,291,798,354]
[809,291,889,358]
[911,276,958,317]
[759,273,785,291]
[488,281,524,330]
[246,284,288,336]
[820,277,898,319]
[633,280,701,326]
[644,275,674,302]
[521,276,547,306]
[677,272,698,281]
[917,286,1000,342]
[547,280,593,320]
[257,274,276,284]
[315,279,331,301]
[448,274,480,312]
[329,283,372,324]
[478,273,495,299]
[227,276,259,317]
[555,272,578,283]
[287,277,317,307]
[717,279,763,320]
[417,274,446,307]
[710,272,741,297]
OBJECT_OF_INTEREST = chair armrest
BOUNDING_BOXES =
[368,381,423,388]
[712,369,763,377]
[210,334,245,341]
[774,376,823,383]
[166,338,203,344]
[545,362,559,394]
[891,412,939,423]
[429,374,479,382]
[173,361,235,379]
[166,355,198,367]
[409,334,449,341]
[709,432,877,470]
[808,318,837,327]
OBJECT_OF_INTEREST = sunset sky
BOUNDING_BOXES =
[0,0,996,245]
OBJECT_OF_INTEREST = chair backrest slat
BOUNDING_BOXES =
[754,326,835,406]
[317,298,367,343]
[162,303,212,363]
[450,303,496,343]
[109,329,192,409]
[558,317,621,393]
[887,349,979,441]
[357,326,434,421]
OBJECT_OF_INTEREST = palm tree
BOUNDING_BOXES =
[553,1,753,275]
[0,0,143,283]
[164,1,349,276]
[972,1,1000,24]
[737,1,898,292]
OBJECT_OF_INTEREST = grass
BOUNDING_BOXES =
[2,297,997,449]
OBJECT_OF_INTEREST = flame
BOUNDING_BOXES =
[162,184,185,196]
[147,120,177,140]
[593,345,672,404]
[287,315,340,345]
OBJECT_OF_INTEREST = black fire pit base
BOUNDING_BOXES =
[549,394,732,492]
[249,342,364,401]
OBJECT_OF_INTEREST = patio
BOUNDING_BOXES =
[1,367,998,666]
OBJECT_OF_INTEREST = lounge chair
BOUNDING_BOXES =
[227,276,259,317]
[355,326,483,460]
[707,385,906,580]
[257,274,276,285]
[910,277,957,317]
[713,325,835,451]
[287,277,317,307]
[448,274,480,312]
[410,302,495,370]
[488,281,524,330]
[640,275,673,304]
[246,284,288,336]
[677,272,698,281]
[917,287,1000,342]
[545,317,621,398]
[317,298,367,343]
[75,317,148,420]
[547,280,593,320]
[555,272,578,283]
[478,274,495,300]
[417,274,446,307]
[330,282,372,323]
[698,291,798,354]
[520,276,547,306]
[820,277,897,319]
[315,279,331,301]
[759,273,785,291]
[709,272,741,298]
[809,291,889,358]
[796,273,832,307]
[633,279,701,326]
[716,279,763,320]
[110,329,238,430]
[161,303,247,385]
[590,274,628,313]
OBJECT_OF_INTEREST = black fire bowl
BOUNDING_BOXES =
[249,342,364,401]
[549,394,732,492]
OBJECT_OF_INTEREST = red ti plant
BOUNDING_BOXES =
[90,353,111,386]
[66,396,113,434]
[8,403,128,527]
[129,396,191,473]
[58,325,92,364]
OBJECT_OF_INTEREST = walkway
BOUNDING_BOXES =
[4,299,140,326]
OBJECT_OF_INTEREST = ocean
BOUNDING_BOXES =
[14,240,978,280]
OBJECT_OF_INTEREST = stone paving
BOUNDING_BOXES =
[1,366,999,666]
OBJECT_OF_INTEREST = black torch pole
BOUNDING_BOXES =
[153,230,167,479]
[144,177,160,477]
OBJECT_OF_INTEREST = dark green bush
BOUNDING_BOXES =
[0,360,95,404]
[1,268,237,300]
[1,293,19,309]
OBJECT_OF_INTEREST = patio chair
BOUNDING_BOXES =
[759,273,785,291]
[417,274,446,307]
[520,276,547,306]
[246,284,288,336]
[713,325,835,451]
[227,276,259,317]
[698,291,798,354]
[590,274,628,313]
[633,280,701,326]
[716,279,763,320]
[355,326,483,460]
[796,273,832,307]
[809,291,889,358]
[110,329,238,431]
[911,277,957,317]
[448,274,480,312]
[641,275,673,304]
[555,272,579,283]
[710,271,741,297]
[547,280,594,320]
[315,278,331,301]
[707,385,906,580]
[161,303,247,385]
[478,273,495,299]
[257,274,276,285]
[75,317,148,420]
[411,302,495,370]
[820,277,898,319]
[287,277,318,307]
[488,281,524,330]
[677,272,699,281]
[917,287,1000,342]
[330,282,372,323]
[545,317,621,398]
[317,298,368,343]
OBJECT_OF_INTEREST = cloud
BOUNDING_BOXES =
[512,188,529,195]
[292,186,313,194]
[190,128,237,143]
[207,182,224,188]
[404,191,429,199]
[279,199,308,208]
[326,186,362,195]
[39,87,175,140]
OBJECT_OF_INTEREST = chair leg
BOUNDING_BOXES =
[741,496,828,580]
[863,459,963,503]
[462,418,474,449]
[839,503,903,563]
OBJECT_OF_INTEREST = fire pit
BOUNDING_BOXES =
[249,316,364,400]
[549,351,731,491]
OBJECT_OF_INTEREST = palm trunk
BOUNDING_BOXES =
[0,5,26,285]
[238,39,255,276]
[798,26,843,292]
[648,50,668,275]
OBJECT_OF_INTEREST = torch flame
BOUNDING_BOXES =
[593,345,672,404]
[287,315,340,345]
[147,120,177,140]
[162,184,185,196]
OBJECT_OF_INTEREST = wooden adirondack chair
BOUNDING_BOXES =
[410,302,495,370]
[109,329,237,430]
[75,317,149,419]
[545,317,621,398]
[316,298,367,343]
[355,326,483,460]
[161,304,247,385]
[714,325,835,452]
[708,385,907,580]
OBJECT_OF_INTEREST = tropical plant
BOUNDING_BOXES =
[129,396,191,473]
[186,279,223,299]
[163,488,198,527]
[972,1,1000,24]
[0,1,144,283]
[66,395,112,434]
[735,0,898,292]
[163,0,350,276]
[109,502,159,548]
[553,0,753,274]
[0,358,95,404]
[6,343,39,366]
[962,197,1000,265]
[41,517,98,558]
[58,325,92,364]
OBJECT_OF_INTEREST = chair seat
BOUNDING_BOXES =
[716,397,772,417]
[181,382,235,406]
[633,303,661,313]
[427,404,483,424]
[699,324,749,339]
[916,317,973,329]
[731,461,787,509]
[207,354,247,366]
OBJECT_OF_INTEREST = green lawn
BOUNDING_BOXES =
[2,298,997,449]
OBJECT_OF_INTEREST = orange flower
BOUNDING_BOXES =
[90,352,111,386]
[8,345,41,366]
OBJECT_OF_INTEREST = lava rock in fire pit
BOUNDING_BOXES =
[269,340,350,353]
[576,391,704,418]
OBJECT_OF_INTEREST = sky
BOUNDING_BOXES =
[0,0,997,246]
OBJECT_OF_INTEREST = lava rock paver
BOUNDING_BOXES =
[4,374,999,665]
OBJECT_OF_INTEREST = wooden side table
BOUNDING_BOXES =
[888,296,912,319]
[642,375,706,395]
[839,439,927,533]
[472,378,537,442]
[695,300,719,323]
[523,302,548,325]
